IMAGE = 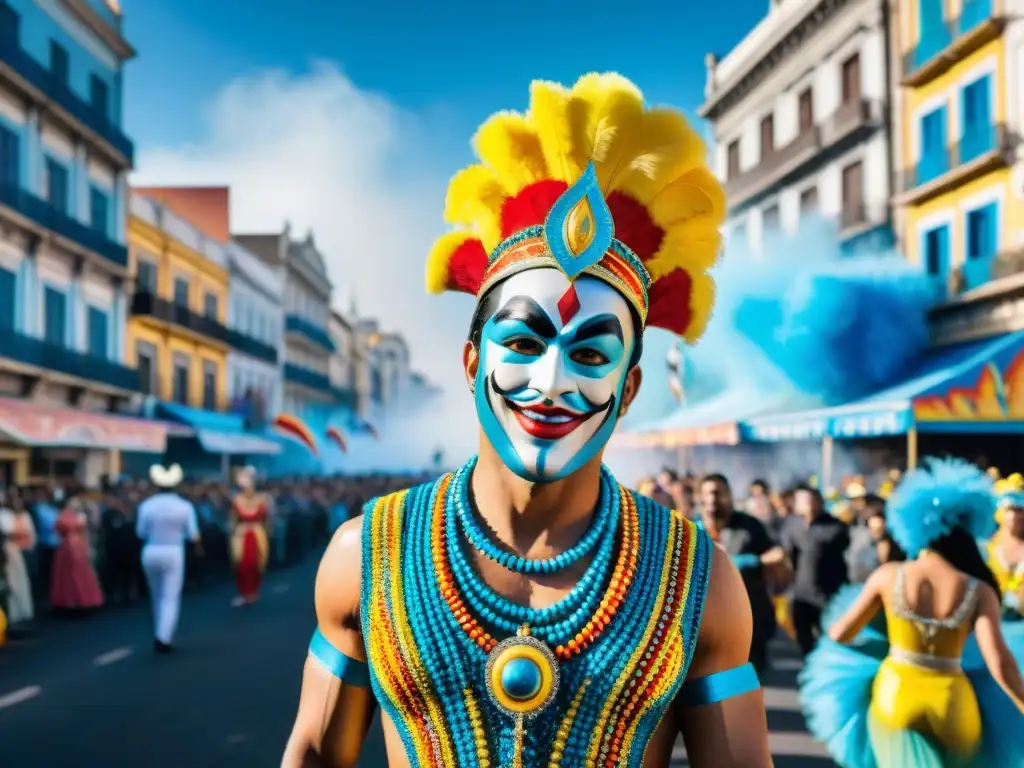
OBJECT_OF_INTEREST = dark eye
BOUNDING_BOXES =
[504,337,544,356]
[569,348,609,366]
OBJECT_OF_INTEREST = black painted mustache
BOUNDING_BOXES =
[488,371,615,418]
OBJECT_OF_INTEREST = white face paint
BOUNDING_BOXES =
[474,268,637,481]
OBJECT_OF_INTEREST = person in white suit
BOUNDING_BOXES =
[136,464,202,653]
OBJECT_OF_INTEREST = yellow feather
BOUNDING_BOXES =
[527,81,581,182]
[648,167,726,229]
[570,73,644,193]
[611,109,706,201]
[473,113,549,195]
[646,223,722,280]
[425,231,476,294]
[684,272,717,344]
[443,165,504,252]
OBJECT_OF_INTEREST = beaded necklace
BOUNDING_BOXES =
[361,459,714,767]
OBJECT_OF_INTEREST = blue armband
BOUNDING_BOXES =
[678,663,760,707]
[731,553,760,570]
[308,628,371,687]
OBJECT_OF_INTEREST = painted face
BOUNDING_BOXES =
[474,268,637,482]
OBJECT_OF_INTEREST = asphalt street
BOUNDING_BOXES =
[0,558,834,768]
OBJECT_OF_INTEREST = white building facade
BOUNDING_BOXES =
[328,310,356,409]
[226,239,283,421]
[701,0,894,254]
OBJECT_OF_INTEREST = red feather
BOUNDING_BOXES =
[646,269,693,336]
[448,239,488,295]
[606,192,664,262]
[500,180,568,238]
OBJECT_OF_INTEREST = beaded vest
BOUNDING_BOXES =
[360,468,713,767]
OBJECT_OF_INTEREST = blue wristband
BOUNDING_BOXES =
[678,663,760,707]
[731,553,760,570]
[308,628,371,687]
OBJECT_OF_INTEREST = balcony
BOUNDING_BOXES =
[285,314,336,353]
[724,127,821,209]
[724,100,879,211]
[0,38,133,164]
[131,291,232,346]
[896,124,1011,205]
[0,330,139,391]
[284,363,332,392]
[838,201,890,243]
[0,184,128,269]
[226,329,278,365]
[902,0,1006,87]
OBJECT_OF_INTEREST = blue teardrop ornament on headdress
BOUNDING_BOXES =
[543,162,615,280]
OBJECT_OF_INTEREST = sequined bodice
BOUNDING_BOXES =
[887,566,978,662]
[360,474,713,768]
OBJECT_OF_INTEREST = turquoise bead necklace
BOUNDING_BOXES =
[446,462,621,645]
[454,456,614,574]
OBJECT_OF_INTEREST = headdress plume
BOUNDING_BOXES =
[425,72,725,343]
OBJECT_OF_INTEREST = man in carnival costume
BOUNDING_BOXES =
[283,73,772,768]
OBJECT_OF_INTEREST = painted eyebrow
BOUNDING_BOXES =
[493,296,557,339]
[569,315,623,344]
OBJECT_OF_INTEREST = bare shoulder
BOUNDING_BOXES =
[314,515,365,639]
[688,541,752,678]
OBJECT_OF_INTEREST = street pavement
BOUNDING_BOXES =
[0,558,834,767]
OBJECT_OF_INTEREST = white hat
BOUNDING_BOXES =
[149,463,184,489]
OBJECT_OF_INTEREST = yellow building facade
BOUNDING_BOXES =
[125,194,230,411]
[894,1,1022,295]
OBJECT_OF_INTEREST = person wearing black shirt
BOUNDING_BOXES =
[699,473,786,676]
[780,485,850,656]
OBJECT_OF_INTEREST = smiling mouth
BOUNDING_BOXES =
[506,401,591,440]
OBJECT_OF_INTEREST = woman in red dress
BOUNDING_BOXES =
[230,467,269,606]
[50,497,104,611]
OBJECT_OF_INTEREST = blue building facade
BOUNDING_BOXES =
[0,0,156,489]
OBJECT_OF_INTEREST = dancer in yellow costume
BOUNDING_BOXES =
[986,474,1024,616]
[799,458,1024,767]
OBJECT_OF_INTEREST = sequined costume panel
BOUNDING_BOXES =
[360,474,713,768]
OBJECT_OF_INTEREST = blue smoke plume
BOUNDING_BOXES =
[623,216,936,427]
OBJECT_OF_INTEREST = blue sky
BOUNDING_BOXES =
[124,0,766,162]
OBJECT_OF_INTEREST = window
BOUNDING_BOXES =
[727,140,740,179]
[759,114,774,159]
[136,341,156,395]
[89,75,109,120]
[173,277,189,307]
[202,360,217,410]
[966,203,997,260]
[0,266,15,329]
[961,75,991,161]
[841,53,861,104]
[89,186,109,234]
[0,122,20,188]
[800,186,819,213]
[43,286,66,345]
[136,259,157,293]
[841,161,864,221]
[798,88,814,133]
[86,306,108,358]
[49,42,69,86]
[918,106,947,183]
[762,204,780,232]
[172,354,190,405]
[45,157,69,213]
[924,225,949,277]
[203,291,218,319]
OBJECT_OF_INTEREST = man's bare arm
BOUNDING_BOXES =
[676,545,774,768]
[282,516,375,768]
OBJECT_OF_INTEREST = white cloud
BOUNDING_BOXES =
[133,61,475,396]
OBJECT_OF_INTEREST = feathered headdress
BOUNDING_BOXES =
[886,457,997,558]
[425,73,725,343]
